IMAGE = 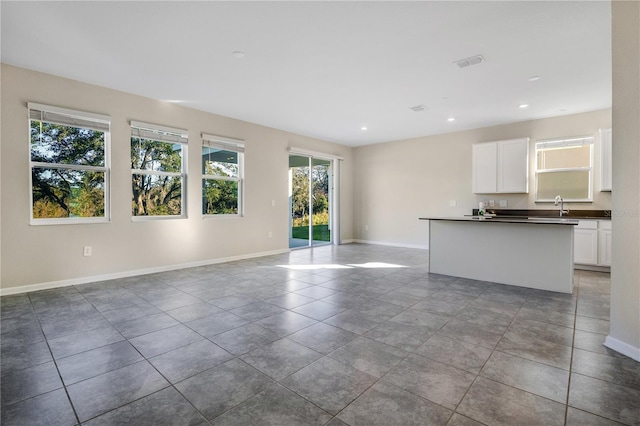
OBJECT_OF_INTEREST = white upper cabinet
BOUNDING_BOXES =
[498,138,529,193]
[472,142,497,193]
[472,138,529,194]
[600,128,612,191]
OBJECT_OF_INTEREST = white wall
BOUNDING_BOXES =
[0,64,354,291]
[353,109,612,247]
[608,0,640,361]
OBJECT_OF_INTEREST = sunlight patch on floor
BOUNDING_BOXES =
[347,262,407,269]
[276,262,407,270]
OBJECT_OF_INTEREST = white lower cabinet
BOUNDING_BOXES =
[574,221,598,264]
[573,220,611,267]
[598,221,612,266]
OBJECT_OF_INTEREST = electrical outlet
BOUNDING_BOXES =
[271,200,275,207]
[499,200,508,207]
[489,200,495,207]
[449,200,457,207]
[268,231,273,238]
[83,246,92,257]
[364,225,369,231]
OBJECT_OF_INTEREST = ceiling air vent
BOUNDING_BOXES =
[454,55,484,69]
[409,104,427,112]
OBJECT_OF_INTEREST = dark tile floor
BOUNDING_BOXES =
[1,244,639,425]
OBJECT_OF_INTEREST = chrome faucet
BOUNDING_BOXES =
[554,195,568,217]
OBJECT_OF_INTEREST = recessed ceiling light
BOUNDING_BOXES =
[528,76,540,82]
[409,104,427,112]
[232,50,245,59]
[559,108,567,112]
[447,117,455,122]
[519,104,529,109]
[361,126,367,131]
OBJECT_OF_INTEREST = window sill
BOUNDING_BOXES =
[203,214,244,219]
[131,215,187,221]
[30,218,110,226]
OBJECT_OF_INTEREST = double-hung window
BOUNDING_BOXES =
[131,121,187,218]
[29,103,110,224]
[535,136,594,202]
[201,134,244,216]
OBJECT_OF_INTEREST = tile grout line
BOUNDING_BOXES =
[117,296,334,424]
[234,355,339,424]
[238,274,447,424]
[66,284,151,425]
[6,252,620,425]
[445,284,586,423]
[26,291,83,426]
[444,284,525,423]
[274,282,450,425]
[87,328,215,425]
[327,280,497,424]
[328,332,426,422]
[564,272,580,426]
[47,283,214,424]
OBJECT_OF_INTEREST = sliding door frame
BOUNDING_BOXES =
[288,147,342,247]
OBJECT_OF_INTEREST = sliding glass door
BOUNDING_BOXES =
[289,155,332,248]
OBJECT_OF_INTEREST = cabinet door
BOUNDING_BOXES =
[472,142,497,193]
[574,228,599,265]
[600,128,612,191]
[497,138,529,193]
[598,229,612,266]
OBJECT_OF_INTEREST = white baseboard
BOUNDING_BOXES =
[341,239,355,244]
[352,239,429,250]
[0,248,290,296]
[604,335,640,362]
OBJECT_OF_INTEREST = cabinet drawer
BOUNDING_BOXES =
[599,220,612,230]
[575,220,598,230]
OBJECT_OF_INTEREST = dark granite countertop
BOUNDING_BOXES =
[419,217,579,225]
[470,209,611,220]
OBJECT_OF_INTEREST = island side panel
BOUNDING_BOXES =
[428,220,574,293]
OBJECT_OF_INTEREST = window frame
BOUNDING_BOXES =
[534,136,594,203]
[28,102,111,225]
[201,133,245,217]
[130,121,188,220]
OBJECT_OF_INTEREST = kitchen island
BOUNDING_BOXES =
[420,216,579,293]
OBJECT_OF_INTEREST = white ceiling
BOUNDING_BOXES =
[1,1,611,147]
